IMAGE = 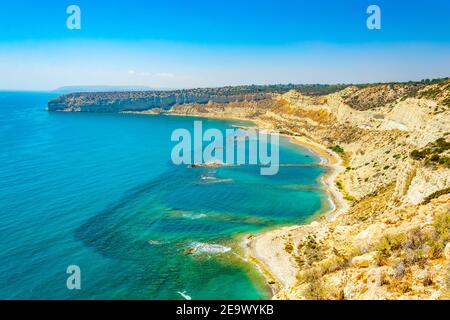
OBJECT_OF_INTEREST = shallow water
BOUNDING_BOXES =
[0,91,327,299]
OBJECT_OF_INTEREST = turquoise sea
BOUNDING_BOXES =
[0,91,327,300]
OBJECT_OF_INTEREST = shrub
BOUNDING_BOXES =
[331,145,344,154]
[389,278,411,294]
[375,233,406,259]
[410,136,450,168]
[404,248,426,268]
[344,195,356,201]
[422,273,433,286]
[438,156,450,168]
[393,260,406,279]
[410,150,424,160]
[298,268,326,300]
[430,154,440,162]
[404,227,424,250]
[427,211,450,257]
[285,243,294,254]
[422,187,450,204]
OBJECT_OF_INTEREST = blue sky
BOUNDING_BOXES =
[0,0,449,90]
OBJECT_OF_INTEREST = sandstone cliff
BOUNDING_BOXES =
[47,88,269,112]
[46,84,349,112]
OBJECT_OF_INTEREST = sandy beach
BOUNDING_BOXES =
[245,133,348,297]
[136,110,349,296]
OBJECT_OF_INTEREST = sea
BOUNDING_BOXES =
[0,91,328,299]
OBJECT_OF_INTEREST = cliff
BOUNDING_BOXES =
[47,89,269,112]
[47,84,350,112]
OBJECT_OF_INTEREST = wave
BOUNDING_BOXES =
[187,242,231,255]
[182,212,207,219]
[200,175,233,184]
[198,167,233,184]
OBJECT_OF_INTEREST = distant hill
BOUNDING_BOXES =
[53,85,153,94]
[49,79,449,112]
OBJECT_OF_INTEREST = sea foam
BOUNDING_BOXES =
[189,242,231,255]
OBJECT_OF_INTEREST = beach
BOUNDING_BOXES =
[160,111,349,296]
[245,133,348,297]
[118,109,349,297]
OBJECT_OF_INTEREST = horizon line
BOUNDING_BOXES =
[1,77,449,93]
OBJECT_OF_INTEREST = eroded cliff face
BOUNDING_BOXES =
[273,191,450,300]
[47,89,269,112]
[271,83,450,300]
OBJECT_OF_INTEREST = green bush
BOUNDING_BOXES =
[376,233,406,259]
[298,268,326,300]
[430,154,440,162]
[410,136,450,168]
[427,211,450,257]
[331,145,344,154]
[285,243,294,254]
[422,187,450,204]
[410,149,425,160]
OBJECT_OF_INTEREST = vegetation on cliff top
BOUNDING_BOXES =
[48,77,450,113]
[410,136,450,168]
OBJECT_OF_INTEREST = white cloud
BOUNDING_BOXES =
[153,72,176,79]
[128,70,136,75]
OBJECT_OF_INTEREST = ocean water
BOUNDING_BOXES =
[0,91,327,300]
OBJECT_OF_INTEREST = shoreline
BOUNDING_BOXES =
[125,110,348,297]
[245,133,348,298]
[198,114,350,298]
[169,111,350,297]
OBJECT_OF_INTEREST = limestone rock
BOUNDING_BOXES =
[351,252,377,268]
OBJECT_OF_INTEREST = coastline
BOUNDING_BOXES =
[245,134,348,298]
[126,110,349,298]
[168,111,349,297]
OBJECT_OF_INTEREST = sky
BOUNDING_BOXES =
[0,0,449,90]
